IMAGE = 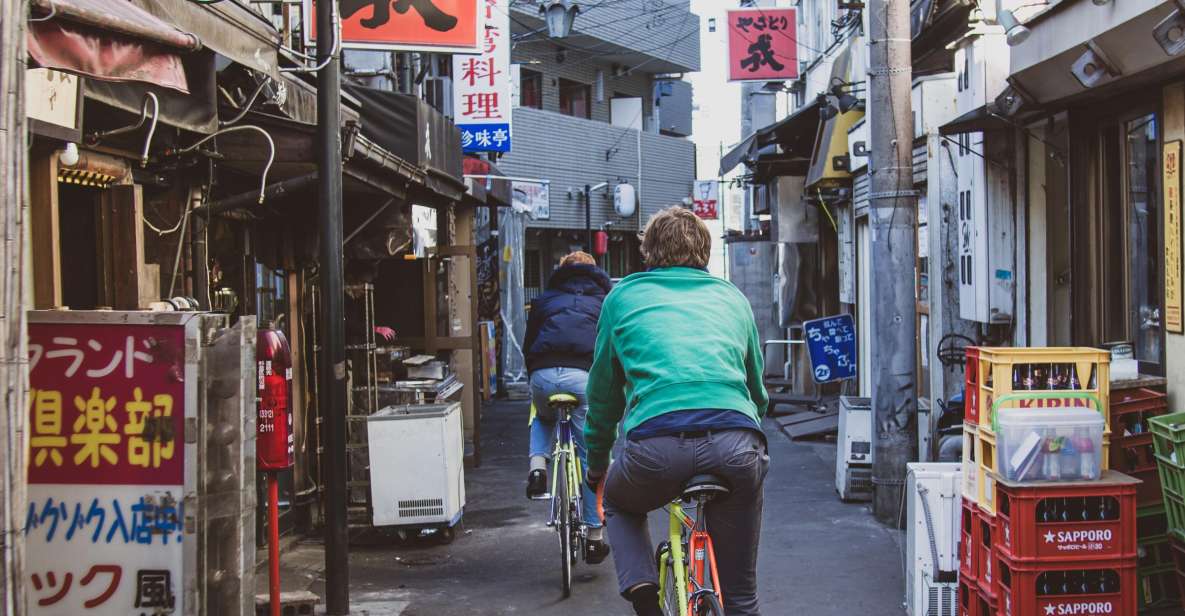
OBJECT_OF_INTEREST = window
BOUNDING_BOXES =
[559,78,591,119]
[520,68,542,110]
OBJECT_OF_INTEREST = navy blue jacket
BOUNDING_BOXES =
[524,263,612,373]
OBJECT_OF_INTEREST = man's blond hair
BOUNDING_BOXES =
[640,206,711,269]
[560,251,596,267]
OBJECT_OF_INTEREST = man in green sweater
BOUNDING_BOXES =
[584,206,770,616]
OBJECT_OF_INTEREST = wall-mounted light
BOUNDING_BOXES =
[540,1,580,39]
[998,9,1031,46]
[1154,3,1185,56]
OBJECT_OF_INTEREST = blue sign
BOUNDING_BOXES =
[459,123,511,153]
[803,314,857,383]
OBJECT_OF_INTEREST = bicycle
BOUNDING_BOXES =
[653,474,728,616]
[528,393,589,598]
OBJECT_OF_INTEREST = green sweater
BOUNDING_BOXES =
[584,267,769,471]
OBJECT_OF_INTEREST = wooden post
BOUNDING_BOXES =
[29,150,61,309]
[104,184,147,310]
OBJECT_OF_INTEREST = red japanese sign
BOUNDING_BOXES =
[28,323,186,486]
[308,0,482,53]
[727,8,798,82]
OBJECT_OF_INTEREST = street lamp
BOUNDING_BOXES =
[540,1,580,39]
[998,9,1031,47]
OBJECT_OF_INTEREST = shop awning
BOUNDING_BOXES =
[939,104,1013,136]
[128,0,281,79]
[27,0,197,92]
[463,157,513,207]
[806,44,862,189]
[719,97,822,176]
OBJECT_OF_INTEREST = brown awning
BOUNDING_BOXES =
[27,0,196,92]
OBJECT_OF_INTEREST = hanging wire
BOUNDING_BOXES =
[28,0,54,22]
[168,125,276,204]
[220,76,273,127]
[281,0,340,74]
[816,188,838,234]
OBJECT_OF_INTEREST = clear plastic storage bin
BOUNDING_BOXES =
[996,406,1105,482]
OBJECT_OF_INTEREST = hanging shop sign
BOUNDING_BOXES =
[307,0,482,53]
[25,312,198,615]
[726,8,798,83]
[693,180,719,220]
[803,313,857,383]
[454,0,511,152]
[1166,140,1183,333]
[512,181,550,220]
[26,68,81,142]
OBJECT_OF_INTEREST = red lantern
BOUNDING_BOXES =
[594,230,609,256]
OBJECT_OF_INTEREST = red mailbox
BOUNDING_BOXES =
[257,327,293,471]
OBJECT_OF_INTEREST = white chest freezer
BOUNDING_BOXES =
[367,402,465,527]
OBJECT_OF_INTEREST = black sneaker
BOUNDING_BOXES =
[585,537,611,564]
[626,583,662,616]
[526,469,547,499]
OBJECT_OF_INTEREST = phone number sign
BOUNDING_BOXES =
[803,314,857,383]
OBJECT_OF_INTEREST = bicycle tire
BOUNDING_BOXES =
[655,542,681,616]
[691,592,724,616]
[557,451,573,598]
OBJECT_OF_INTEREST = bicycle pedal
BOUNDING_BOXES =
[529,493,552,501]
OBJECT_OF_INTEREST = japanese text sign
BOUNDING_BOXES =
[1166,140,1182,333]
[803,314,857,383]
[693,180,719,220]
[454,0,511,152]
[727,8,798,83]
[308,0,482,53]
[26,315,192,615]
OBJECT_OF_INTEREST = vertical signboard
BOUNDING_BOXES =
[693,180,719,220]
[26,313,196,615]
[454,0,511,153]
[1166,140,1182,333]
[512,181,550,220]
[308,0,482,53]
[803,314,858,383]
[727,8,798,83]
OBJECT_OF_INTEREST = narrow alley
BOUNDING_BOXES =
[268,400,905,615]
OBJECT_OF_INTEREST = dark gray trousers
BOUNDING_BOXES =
[603,429,769,616]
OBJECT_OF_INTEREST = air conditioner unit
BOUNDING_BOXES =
[905,463,961,616]
[367,402,465,528]
[424,76,454,119]
[836,396,873,501]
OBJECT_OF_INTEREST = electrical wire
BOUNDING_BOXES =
[281,0,339,74]
[171,125,276,204]
[816,188,838,234]
[28,0,54,22]
[220,76,273,127]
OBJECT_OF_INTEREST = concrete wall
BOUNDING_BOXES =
[512,45,657,130]
[497,107,696,232]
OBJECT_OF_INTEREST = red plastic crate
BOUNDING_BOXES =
[995,472,1139,563]
[1109,387,1168,417]
[994,553,1138,616]
[977,507,997,600]
[976,584,997,616]
[963,498,979,584]
[966,347,981,425]
[960,579,980,616]
[1169,535,1185,597]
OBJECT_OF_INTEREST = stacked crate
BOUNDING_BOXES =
[1149,412,1185,607]
[1109,386,1174,611]
[958,347,1146,614]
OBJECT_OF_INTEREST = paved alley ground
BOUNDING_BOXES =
[269,400,906,615]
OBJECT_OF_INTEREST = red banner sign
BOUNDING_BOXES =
[309,0,482,53]
[727,8,798,82]
[28,323,186,486]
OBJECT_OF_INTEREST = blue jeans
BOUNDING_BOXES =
[530,367,601,528]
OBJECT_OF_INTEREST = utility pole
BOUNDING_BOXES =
[584,184,592,252]
[316,0,349,611]
[868,0,917,525]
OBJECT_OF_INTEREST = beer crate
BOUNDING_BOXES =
[977,506,998,601]
[1149,412,1185,469]
[966,346,1111,430]
[1166,534,1185,609]
[966,346,982,425]
[994,471,1139,563]
[959,579,979,616]
[993,553,1138,616]
[963,424,979,501]
[975,585,997,616]
[1111,387,1169,508]
[1137,565,1179,612]
[962,498,979,584]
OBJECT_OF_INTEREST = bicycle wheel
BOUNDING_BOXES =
[557,451,573,598]
[655,541,680,615]
[691,592,724,616]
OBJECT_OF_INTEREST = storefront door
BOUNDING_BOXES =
[1121,113,1164,372]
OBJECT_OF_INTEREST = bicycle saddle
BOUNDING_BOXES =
[681,474,731,502]
[548,393,579,406]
